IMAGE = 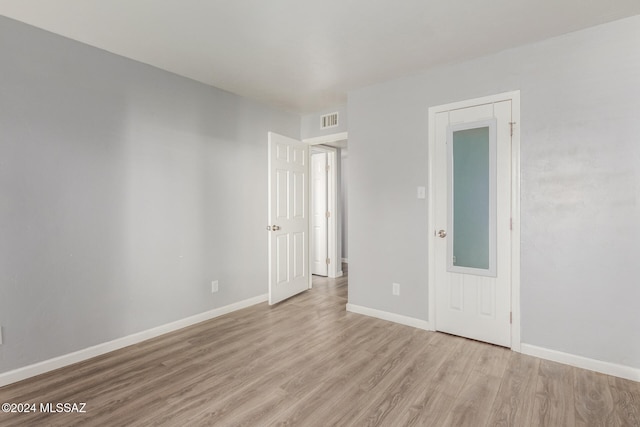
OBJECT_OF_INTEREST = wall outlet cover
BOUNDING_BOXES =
[392,283,400,296]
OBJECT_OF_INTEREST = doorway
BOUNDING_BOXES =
[305,133,348,279]
[428,91,521,350]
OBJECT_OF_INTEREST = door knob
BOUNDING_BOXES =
[437,229,447,238]
[272,225,281,231]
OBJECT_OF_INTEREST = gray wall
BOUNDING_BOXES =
[301,105,348,140]
[348,15,640,369]
[340,151,348,260]
[0,17,299,374]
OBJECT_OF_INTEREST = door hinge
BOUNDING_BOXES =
[326,211,331,218]
[510,218,513,230]
[326,164,330,172]
[509,121,516,137]
[510,312,513,324]
[326,258,331,265]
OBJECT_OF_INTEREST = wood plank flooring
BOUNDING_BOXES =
[1,265,639,426]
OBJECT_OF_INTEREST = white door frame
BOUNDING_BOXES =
[304,132,347,278]
[427,91,521,351]
[310,149,329,276]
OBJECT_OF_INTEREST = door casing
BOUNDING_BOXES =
[311,150,329,276]
[427,91,521,352]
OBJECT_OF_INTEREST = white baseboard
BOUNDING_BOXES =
[0,294,268,387]
[346,303,431,331]
[521,344,640,383]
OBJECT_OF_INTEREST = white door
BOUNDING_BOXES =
[433,100,512,347]
[311,152,328,276]
[268,132,310,305]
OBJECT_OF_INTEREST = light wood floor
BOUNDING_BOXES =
[1,265,638,426]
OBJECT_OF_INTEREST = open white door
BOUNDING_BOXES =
[311,152,328,276]
[268,132,310,305]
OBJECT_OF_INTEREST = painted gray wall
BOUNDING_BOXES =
[348,15,640,369]
[0,17,299,374]
[301,105,348,139]
[340,152,348,260]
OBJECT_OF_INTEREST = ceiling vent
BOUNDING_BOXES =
[320,112,339,129]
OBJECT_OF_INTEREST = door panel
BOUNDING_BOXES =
[276,169,288,220]
[293,231,306,279]
[276,234,289,284]
[434,101,512,347]
[268,132,310,305]
[293,171,305,219]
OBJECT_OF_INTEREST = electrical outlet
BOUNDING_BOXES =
[211,280,219,293]
[392,283,400,296]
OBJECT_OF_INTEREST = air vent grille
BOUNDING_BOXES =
[320,112,339,129]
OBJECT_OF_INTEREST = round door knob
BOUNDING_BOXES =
[438,230,447,238]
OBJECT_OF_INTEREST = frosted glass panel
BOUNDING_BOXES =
[450,126,493,271]
[446,118,496,277]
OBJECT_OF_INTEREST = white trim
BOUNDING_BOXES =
[346,304,432,331]
[521,344,640,383]
[510,91,522,352]
[303,131,348,146]
[341,258,348,263]
[427,90,521,351]
[0,294,268,387]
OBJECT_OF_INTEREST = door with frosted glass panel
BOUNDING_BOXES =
[434,101,512,347]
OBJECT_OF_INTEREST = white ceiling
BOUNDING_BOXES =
[1,1,639,114]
